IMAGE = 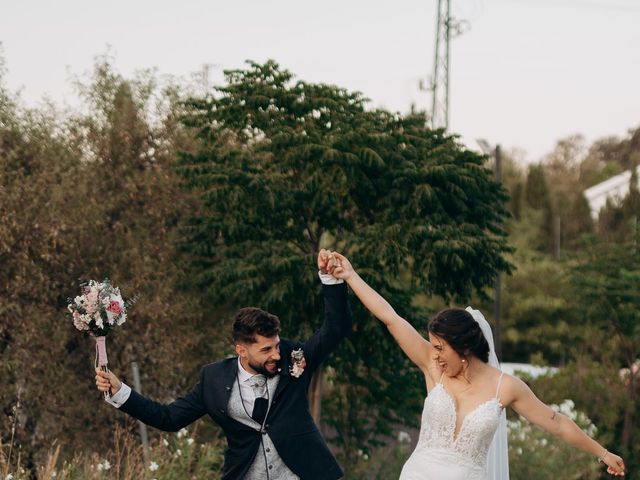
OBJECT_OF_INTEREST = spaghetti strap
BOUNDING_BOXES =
[495,372,505,399]
[438,372,445,384]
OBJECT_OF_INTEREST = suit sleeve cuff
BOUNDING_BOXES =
[104,382,132,408]
[318,271,344,285]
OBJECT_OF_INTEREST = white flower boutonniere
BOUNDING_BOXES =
[289,348,307,378]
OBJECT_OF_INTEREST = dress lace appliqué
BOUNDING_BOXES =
[400,381,504,480]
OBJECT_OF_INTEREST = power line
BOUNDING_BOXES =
[500,0,640,13]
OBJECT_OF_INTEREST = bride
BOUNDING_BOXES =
[328,252,626,479]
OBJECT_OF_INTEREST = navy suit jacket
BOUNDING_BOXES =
[119,283,351,480]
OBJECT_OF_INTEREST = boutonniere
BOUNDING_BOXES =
[289,348,306,378]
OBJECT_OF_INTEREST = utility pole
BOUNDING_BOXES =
[476,140,503,361]
[493,145,502,361]
[131,361,150,462]
[430,0,468,130]
[431,0,451,130]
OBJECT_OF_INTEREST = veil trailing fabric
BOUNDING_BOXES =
[465,306,510,480]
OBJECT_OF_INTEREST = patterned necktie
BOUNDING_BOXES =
[250,375,268,424]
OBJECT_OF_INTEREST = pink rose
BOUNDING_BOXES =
[107,301,122,315]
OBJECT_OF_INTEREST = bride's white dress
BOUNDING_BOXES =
[400,373,505,480]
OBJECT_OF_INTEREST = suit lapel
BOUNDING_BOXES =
[273,344,293,401]
[214,357,239,415]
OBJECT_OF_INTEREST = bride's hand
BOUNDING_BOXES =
[601,451,625,476]
[329,252,354,281]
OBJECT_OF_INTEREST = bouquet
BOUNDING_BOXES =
[67,279,132,398]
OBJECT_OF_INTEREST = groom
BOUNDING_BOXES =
[95,250,351,480]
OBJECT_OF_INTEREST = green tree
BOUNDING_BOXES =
[177,60,513,471]
[525,164,550,210]
[524,164,557,254]
[0,55,212,468]
[571,234,640,471]
[597,167,639,243]
[563,193,594,250]
[499,250,579,364]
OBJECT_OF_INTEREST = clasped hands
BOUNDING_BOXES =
[317,249,352,280]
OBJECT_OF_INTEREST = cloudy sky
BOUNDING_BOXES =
[2,0,639,161]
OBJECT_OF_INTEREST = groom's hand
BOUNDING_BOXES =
[95,368,122,395]
[318,249,331,274]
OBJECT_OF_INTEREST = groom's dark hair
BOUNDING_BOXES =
[428,308,490,363]
[232,307,281,344]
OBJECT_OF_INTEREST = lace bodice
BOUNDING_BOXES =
[416,376,504,469]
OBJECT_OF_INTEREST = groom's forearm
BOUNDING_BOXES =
[117,388,205,432]
[302,283,352,371]
[106,371,207,432]
[321,283,352,338]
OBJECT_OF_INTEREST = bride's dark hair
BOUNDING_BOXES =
[427,308,490,363]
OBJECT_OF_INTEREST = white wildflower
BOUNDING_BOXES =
[397,431,411,443]
[187,438,194,445]
[149,461,159,472]
[177,428,188,438]
[162,438,169,447]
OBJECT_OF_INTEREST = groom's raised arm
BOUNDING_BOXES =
[302,267,352,374]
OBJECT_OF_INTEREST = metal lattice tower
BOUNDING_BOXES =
[430,1,468,131]
[431,0,451,130]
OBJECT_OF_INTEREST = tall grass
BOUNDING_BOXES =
[1,425,224,480]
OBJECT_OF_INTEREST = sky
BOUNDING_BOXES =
[1,0,639,162]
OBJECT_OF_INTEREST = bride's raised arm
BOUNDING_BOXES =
[330,252,434,374]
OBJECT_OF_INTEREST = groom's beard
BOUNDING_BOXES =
[248,359,279,378]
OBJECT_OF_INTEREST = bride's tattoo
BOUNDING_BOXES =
[550,411,557,421]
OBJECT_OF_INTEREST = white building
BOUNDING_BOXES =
[501,362,557,379]
[584,167,640,219]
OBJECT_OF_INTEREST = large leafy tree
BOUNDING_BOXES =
[0,57,210,466]
[571,232,640,469]
[177,60,512,471]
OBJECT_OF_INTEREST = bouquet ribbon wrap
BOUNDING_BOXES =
[95,336,110,399]
[95,336,109,368]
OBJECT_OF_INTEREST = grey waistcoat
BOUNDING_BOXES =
[227,374,300,480]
